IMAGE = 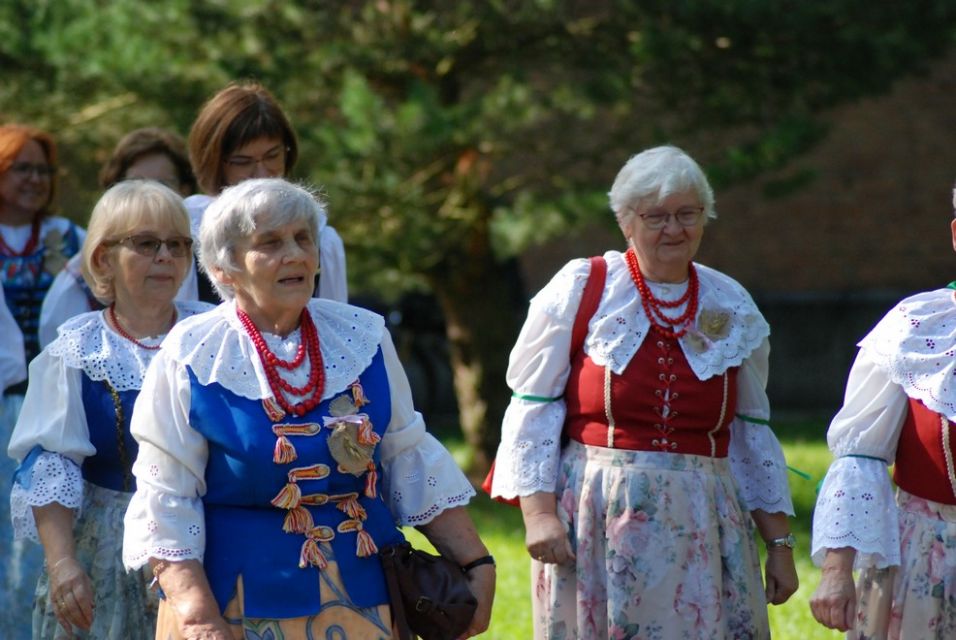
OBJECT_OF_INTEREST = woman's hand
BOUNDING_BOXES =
[764,547,798,605]
[415,507,496,639]
[157,559,232,640]
[48,556,94,634]
[458,563,496,639]
[810,547,858,632]
[520,492,575,566]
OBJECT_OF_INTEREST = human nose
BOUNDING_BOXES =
[251,160,272,178]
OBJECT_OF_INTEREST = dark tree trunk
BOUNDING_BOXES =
[429,239,526,480]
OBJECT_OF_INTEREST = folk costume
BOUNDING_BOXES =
[7,300,210,639]
[1,216,84,638]
[813,287,956,639]
[490,250,793,639]
[122,299,473,639]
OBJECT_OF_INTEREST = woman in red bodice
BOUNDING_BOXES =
[489,145,798,639]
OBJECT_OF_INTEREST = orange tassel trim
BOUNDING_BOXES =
[364,462,378,499]
[271,482,302,509]
[263,397,286,422]
[298,538,329,569]
[337,519,378,557]
[273,434,297,464]
[356,417,380,446]
[334,493,367,520]
[283,506,314,533]
[351,381,369,408]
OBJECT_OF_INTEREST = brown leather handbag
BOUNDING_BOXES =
[379,542,478,640]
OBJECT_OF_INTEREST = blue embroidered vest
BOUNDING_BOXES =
[0,222,82,369]
[187,347,405,618]
[80,375,139,492]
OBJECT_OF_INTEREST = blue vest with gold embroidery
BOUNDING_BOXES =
[187,347,405,618]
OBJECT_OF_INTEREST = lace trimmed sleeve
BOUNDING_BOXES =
[491,258,590,499]
[378,332,474,525]
[810,347,908,569]
[728,338,794,515]
[122,351,208,570]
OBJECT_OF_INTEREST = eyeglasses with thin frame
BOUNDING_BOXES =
[8,162,55,179]
[224,145,287,173]
[108,234,194,258]
[638,206,705,230]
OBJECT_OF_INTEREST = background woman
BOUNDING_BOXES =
[810,186,956,637]
[0,123,85,637]
[122,178,493,639]
[38,126,198,349]
[185,81,348,303]
[7,180,209,639]
[489,145,798,638]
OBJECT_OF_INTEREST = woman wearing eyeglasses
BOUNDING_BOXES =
[184,81,348,304]
[0,123,87,638]
[7,181,211,639]
[487,145,797,638]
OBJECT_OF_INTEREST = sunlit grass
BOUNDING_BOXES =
[422,415,844,639]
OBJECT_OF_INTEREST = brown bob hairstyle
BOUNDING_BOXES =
[188,81,299,196]
[98,127,197,194]
[0,123,58,217]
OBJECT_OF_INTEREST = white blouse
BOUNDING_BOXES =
[7,301,211,542]
[122,299,474,569]
[812,288,956,570]
[0,286,26,391]
[490,251,793,515]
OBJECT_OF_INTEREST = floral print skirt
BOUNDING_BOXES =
[32,482,157,639]
[854,490,956,640]
[532,441,769,640]
[155,551,394,640]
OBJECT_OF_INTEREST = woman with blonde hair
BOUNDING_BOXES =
[7,181,210,638]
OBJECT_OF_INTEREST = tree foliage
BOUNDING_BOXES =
[2,0,954,468]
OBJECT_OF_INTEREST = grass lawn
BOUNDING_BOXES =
[411,415,845,639]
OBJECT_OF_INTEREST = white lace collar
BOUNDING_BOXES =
[48,300,212,391]
[858,288,956,420]
[579,251,768,379]
[163,298,385,401]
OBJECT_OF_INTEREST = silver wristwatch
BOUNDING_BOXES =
[765,533,796,550]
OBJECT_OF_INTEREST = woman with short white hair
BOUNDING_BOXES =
[123,178,495,639]
[8,180,210,639]
[488,145,797,638]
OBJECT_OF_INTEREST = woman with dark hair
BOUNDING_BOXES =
[184,81,348,304]
[38,127,198,349]
[0,123,85,638]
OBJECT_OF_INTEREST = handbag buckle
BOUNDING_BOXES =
[415,596,434,612]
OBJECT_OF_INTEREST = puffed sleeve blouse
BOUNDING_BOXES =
[811,288,956,570]
[489,250,794,516]
[122,299,473,568]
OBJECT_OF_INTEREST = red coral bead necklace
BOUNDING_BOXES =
[238,308,325,416]
[108,304,174,350]
[625,247,699,339]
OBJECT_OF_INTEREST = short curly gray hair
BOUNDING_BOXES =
[608,145,716,230]
[198,178,326,300]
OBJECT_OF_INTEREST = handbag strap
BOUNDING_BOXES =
[570,256,607,358]
[381,546,412,640]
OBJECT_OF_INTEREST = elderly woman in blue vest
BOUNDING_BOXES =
[7,180,209,639]
[122,178,495,640]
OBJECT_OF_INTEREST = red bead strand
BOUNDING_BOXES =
[237,308,326,417]
[108,304,172,351]
[625,248,699,339]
